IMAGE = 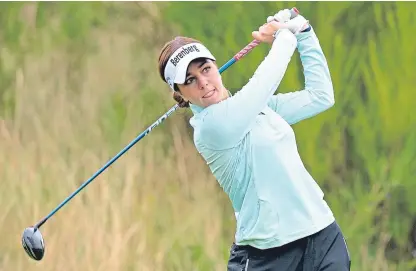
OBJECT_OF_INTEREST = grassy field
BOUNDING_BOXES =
[1,2,415,271]
[0,3,235,270]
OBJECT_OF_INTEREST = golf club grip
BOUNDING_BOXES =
[233,7,299,61]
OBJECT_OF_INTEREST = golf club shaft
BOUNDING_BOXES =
[32,35,255,230]
[34,7,299,230]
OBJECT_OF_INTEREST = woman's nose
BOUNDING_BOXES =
[198,78,208,90]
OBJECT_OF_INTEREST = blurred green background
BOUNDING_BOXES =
[0,2,415,271]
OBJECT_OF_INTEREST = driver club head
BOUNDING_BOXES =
[22,227,45,261]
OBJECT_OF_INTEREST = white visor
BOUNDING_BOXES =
[164,42,216,91]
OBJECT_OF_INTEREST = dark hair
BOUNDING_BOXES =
[158,36,203,108]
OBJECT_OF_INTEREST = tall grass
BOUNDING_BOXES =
[1,2,415,271]
[0,3,232,271]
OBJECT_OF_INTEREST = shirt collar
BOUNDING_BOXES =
[190,103,204,114]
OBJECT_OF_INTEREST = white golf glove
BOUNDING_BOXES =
[267,9,293,23]
[267,9,310,35]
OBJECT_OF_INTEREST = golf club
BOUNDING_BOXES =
[21,7,299,261]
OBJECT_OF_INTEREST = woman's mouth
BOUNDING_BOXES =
[203,89,215,98]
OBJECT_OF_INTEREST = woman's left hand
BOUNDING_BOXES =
[267,10,310,35]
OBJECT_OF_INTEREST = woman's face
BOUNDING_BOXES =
[176,58,229,108]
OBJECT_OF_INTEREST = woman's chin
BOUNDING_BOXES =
[201,92,221,107]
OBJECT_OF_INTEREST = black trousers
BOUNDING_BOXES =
[227,222,351,271]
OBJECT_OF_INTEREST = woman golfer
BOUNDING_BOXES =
[157,9,351,271]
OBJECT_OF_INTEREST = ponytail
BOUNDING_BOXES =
[173,91,190,108]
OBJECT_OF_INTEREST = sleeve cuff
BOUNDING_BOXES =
[273,29,297,48]
[296,26,315,42]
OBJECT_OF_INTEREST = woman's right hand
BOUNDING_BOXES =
[252,21,288,45]
[267,9,310,35]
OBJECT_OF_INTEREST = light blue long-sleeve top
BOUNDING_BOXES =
[189,28,335,249]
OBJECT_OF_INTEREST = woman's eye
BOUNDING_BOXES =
[203,66,211,73]
[185,78,195,85]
